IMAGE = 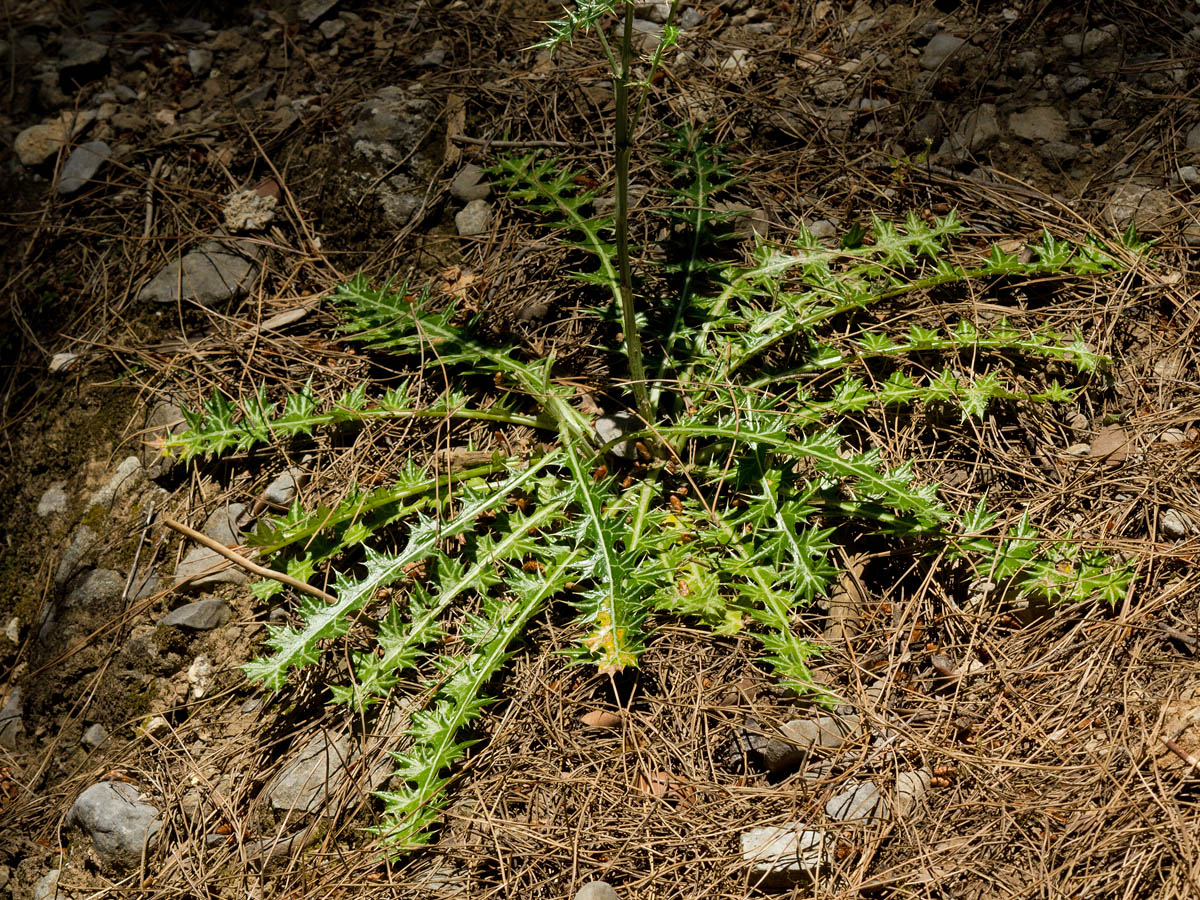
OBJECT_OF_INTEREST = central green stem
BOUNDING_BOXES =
[614,2,653,426]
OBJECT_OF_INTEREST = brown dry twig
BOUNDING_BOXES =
[160,514,335,604]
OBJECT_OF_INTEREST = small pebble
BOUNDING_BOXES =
[1160,507,1196,539]
[574,882,621,900]
[82,723,110,749]
[455,199,492,237]
[37,483,69,518]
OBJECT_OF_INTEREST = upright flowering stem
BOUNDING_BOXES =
[613,2,653,425]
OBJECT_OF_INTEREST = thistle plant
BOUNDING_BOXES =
[162,11,1148,852]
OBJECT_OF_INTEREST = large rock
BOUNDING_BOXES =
[67,782,161,870]
[139,240,261,307]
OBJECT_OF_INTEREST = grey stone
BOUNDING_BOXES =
[139,240,261,307]
[957,103,1000,152]
[1160,428,1188,443]
[806,219,837,240]
[37,483,69,518]
[173,17,211,34]
[66,568,125,608]
[187,48,212,77]
[234,79,275,108]
[14,110,97,166]
[89,455,143,510]
[1062,75,1091,95]
[1103,183,1174,230]
[811,76,846,104]
[350,86,431,147]
[450,163,491,202]
[758,713,858,773]
[299,0,340,24]
[636,1,671,23]
[114,83,137,102]
[161,599,231,630]
[742,824,827,888]
[1187,122,1200,153]
[130,572,160,601]
[575,882,621,900]
[58,37,108,72]
[826,780,887,822]
[1040,141,1080,164]
[55,524,98,585]
[1008,106,1068,143]
[174,543,249,587]
[417,40,445,66]
[318,19,346,40]
[920,32,968,70]
[1062,25,1117,56]
[82,723,110,749]
[1173,166,1200,185]
[268,730,354,813]
[846,16,876,40]
[32,869,59,900]
[0,687,24,750]
[203,502,244,544]
[174,503,248,587]
[893,768,931,818]
[455,199,492,237]
[67,781,161,870]
[1160,507,1196,539]
[594,412,640,459]
[57,140,111,194]
[264,467,304,506]
[1010,49,1042,76]
[679,7,705,28]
